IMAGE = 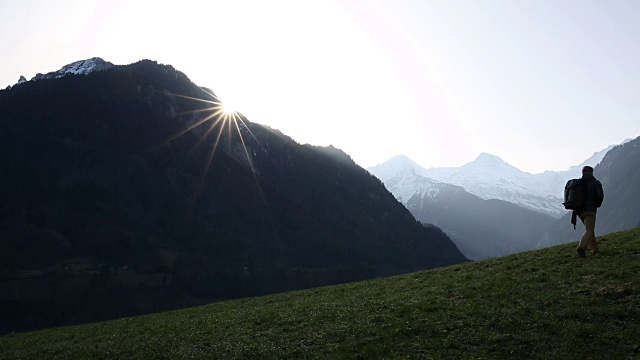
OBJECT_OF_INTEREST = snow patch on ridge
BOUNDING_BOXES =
[15,57,115,86]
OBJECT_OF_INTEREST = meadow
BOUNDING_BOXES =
[2,228,639,359]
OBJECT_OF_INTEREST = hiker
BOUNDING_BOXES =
[575,166,604,258]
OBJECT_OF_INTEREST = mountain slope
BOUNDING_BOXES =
[369,159,556,260]
[2,228,639,359]
[0,58,466,334]
[406,186,556,260]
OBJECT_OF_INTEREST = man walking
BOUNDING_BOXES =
[576,166,604,258]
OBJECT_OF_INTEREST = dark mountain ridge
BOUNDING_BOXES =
[0,59,466,334]
[406,184,556,260]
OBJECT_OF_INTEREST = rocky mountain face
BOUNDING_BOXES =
[536,136,640,248]
[0,59,466,334]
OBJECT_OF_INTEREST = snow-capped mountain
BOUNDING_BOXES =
[14,57,114,86]
[368,155,556,260]
[370,156,449,203]
[419,153,566,217]
[369,142,626,218]
[369,154,562,217]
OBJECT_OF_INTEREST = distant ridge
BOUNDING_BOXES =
[370,141,628,219]
[370,158,556,260]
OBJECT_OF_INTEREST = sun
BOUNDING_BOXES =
[157,86,277,204]
[162,87,263,177]
[220,98,239,116]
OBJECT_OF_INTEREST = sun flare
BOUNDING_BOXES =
[220,99,239,116]
[163,88,268,191]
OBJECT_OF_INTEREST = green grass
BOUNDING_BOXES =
[2,229,640,359]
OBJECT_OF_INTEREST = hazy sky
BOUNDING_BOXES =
[2,0,639,173]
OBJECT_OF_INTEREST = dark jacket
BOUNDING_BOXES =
[580,172,604,213]
[570,172,604,228]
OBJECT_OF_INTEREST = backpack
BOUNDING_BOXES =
[563,178,585,210]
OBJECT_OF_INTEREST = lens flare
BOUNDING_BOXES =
[161,87,268,199]
[219,97,240,117]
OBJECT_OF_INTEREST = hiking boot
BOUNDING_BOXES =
[576,247,586,258]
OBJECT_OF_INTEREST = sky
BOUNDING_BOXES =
[2,0,639,174]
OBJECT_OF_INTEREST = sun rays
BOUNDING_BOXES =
[161,87,266,197]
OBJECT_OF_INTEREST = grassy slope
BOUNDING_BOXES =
[2,229,639,359]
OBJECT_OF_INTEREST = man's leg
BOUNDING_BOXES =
[586,213,599,254]
[579,212,597,253]
[576,214,587,257]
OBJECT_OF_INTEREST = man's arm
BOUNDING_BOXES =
[596,181,604,207]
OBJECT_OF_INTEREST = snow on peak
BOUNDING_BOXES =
[374,154,420,168]
[368,155,424,180]
[475,152,501,160]
[371,153,567,218]
[56,57,114,76]
[368,155,445,202]
[465,152,516,171]
[19,58,115,85]
[473,152,505,164]
[369,141,626,219]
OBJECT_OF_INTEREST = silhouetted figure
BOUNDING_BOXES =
[575,166,604,257]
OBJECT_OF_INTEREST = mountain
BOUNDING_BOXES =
[370,154,564,218]
[370,141,626,220]
[420,153,568,218]
[565,142,628,175]
[536,136,640,248]
[368,156,444,204]
[368,158,556,260]
[0,58,466,334]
